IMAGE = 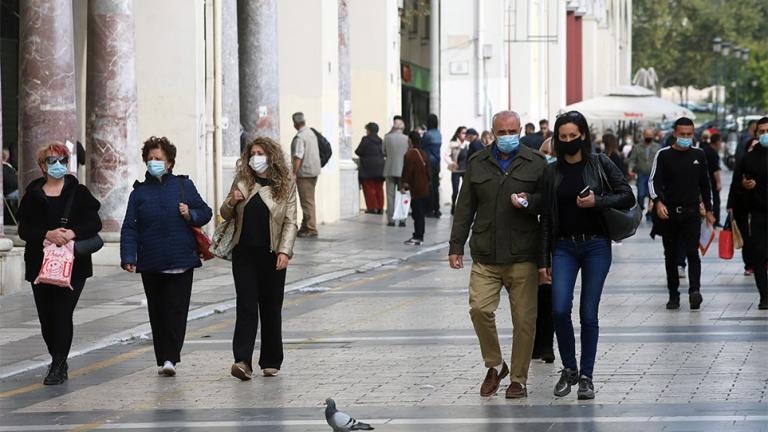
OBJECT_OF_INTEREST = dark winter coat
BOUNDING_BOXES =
[355,135,385,180]
[120,172,213,273]
[17,175,102,282]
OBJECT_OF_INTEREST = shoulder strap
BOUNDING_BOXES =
[595,155,613,195]
[61,186,76,227]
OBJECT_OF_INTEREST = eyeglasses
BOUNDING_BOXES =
[45,156,69,165]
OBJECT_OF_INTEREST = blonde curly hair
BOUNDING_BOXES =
[234,137,293,202]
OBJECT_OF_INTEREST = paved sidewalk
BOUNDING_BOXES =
[0,212,453,378]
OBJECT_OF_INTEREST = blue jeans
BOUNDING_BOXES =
[636,174,650,211]
[552,237,612,378]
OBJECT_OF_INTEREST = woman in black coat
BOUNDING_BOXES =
[17,142,102,386]
[355,122,385,214]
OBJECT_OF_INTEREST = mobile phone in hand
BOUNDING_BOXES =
[579,186,591,198]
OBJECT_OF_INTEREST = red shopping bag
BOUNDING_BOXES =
[719,228,734,260]
[34,240,75,289]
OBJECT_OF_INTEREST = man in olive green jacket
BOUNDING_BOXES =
[449,110,547,399]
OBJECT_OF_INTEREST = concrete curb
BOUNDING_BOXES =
[0,242,448,380]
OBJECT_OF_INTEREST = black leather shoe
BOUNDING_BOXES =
[689,291,703,310]
[666,294,680,310]
[541,352,556,364]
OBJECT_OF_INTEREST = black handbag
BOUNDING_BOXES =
[61,188,104,256]
[595,157,642,241]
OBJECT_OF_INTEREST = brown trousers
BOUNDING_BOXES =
[469,261,538,385]
[296,177,318,233]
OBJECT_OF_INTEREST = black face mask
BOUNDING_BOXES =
[560,138,583,156]
[644,137,653,144]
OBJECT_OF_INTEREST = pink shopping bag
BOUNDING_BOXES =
[34,240,75,289]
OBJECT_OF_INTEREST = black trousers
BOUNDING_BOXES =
[533,283,554,355]
[712,189,721,226]
[141,270,194,366]
[411,197,428,240]
[428,165,440,214]
[232,245,287,370]
[660,209,702,294]
[733,206,753,270]
[750,212,767,301]
[32,278,86,366]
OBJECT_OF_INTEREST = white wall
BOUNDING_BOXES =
[134,0,207,188]
[278,0,341,224]
[350,0,402,148]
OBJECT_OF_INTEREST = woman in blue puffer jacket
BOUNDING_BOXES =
[120,136,212,377]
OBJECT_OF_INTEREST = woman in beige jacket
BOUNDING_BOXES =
[220,137,297,381]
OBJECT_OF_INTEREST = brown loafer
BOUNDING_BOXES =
[505,381,528,399]
[480,362,509,396]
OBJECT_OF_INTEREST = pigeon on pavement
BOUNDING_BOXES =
[325,398,374,431]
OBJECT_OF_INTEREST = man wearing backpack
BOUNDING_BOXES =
[291,112,322,238]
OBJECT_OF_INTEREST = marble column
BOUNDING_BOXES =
[338,0,359,218]
[222,0,241,157]
[238,0,280,142]
[85,0,140,233]
[18,0,78,190]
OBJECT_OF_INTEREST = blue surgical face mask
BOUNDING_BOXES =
[46,161,67,179]
[759,134,768,148]
[676,137,693,148]
[147,160,167,178]
[496,134,520,154]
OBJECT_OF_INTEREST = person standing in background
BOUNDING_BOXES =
[446,126,469,215]
[466,128,484,159]
[521,123,544,150]
[401,131,432,246]
[383,116,409,227]
[290,112,321,238]
[627,128,661,221]
[355,122,386,215]
[703,133,723,227]
[421,114,443,218]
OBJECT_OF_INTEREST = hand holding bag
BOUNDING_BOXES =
[595,157,642,241]
[34,240,75,289]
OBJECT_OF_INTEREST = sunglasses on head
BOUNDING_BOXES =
[45,156,69,165]
[557,111,582,119]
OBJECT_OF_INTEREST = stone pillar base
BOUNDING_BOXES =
[0,238,24,296]
[339,159,360,219]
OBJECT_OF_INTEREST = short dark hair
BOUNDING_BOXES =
[756,117,768,130]
[427,114,439,129]
[710,133,722,144]
[365,122,379,134]
[525,122,535,130]
[408,130,422,148]
[552,111,591,161]
[673,117,695,130]
[539,119,549,126]
[142,136,177,168]
[393,115,404,122]
[747,119,758,128]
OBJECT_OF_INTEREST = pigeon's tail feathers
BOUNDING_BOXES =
[350,422,374,430]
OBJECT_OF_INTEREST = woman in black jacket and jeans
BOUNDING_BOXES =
[539,111,634,400]
[17,142,102,385]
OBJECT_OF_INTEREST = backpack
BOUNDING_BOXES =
[311,128,333,168]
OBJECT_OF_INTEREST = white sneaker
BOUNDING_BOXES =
[160,361,176,377]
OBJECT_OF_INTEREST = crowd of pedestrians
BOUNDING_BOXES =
[13,106,766,405]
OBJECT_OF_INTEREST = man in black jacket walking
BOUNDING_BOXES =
[650,117,716,310]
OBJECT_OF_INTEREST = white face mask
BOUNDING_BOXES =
[249,155,268,173]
